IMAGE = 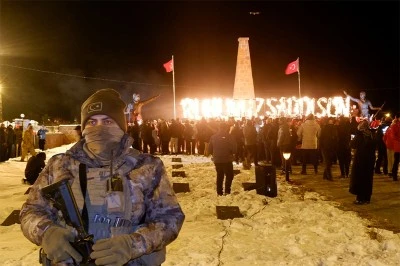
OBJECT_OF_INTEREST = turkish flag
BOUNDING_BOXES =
[163,59,174,72]
[285,59,299,75]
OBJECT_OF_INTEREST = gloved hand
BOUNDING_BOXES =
[91,235,135,266]
[41,226,82,263]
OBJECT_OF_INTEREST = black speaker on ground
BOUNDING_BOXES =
[255,165,277,197]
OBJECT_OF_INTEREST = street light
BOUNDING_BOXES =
[283,151,291,182]
[20,113,25,129]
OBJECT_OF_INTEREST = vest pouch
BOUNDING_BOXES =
[107,175,124,192]
[106,191,125,213]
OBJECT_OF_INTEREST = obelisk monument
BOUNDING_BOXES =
[233,37,255,99]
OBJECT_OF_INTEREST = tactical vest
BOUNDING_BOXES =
[69,161,166,265]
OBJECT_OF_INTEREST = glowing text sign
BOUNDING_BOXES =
[180,97,350,120]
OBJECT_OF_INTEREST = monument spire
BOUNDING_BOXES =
[233,37,255,100]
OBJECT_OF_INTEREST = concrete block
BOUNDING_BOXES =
[173,183,190,193]
[242,182,257,191]
[172,164,184,169]
[172,171,186,177]
[216,206,243,220]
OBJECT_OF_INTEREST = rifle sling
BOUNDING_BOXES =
[79,163,89,232]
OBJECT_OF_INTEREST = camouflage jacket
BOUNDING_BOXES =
[20,134,185,265]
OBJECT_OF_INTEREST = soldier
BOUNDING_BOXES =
[20,88,184,265]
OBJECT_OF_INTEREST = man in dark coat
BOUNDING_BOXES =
[183,120,195,155]
[243,119,258,169]
[24,152,46,185]
[196,118,208,155]
[15,126,23,157]
[209,122,237,196]
[140,120,155,154]
[6,125,16,159]
[320,118,338,180]
[266,118,280,168]
[277,117,292,175]
[349,120,376,204]
[337,116,352,178]
[158,119,171,155]
[0,124,6,162]
[130,120,142,151]
[169,119,181,155]
[230,121,244,164]
[374,117,391,174]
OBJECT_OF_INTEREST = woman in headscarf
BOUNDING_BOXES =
[349,119,376,204]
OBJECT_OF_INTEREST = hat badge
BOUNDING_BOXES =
[88,102,103,113]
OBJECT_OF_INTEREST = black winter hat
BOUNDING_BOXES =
[81,89,127,132]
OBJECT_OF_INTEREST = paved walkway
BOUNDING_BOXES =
[286,164,400,233]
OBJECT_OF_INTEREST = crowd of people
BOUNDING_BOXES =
[120,90,398,203]
[0,124,23,162]
[0,123,50,185]
[1,103,399,203]
[0,124,49,163]
[126,111,399,203]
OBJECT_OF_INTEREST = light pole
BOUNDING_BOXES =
[18,113,25,157]
[20,113,25,129]
[283,151,292,182]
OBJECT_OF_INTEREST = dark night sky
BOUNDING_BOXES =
[0,1,399,122]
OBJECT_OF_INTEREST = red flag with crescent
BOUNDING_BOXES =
[285,59,299,75]
[163,59,174,72]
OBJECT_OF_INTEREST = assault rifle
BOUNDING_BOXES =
[40,179,95,266]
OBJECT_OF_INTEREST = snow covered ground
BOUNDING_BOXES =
[0,144,399,266]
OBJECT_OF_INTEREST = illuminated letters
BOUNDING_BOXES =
[180,96,350,120]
